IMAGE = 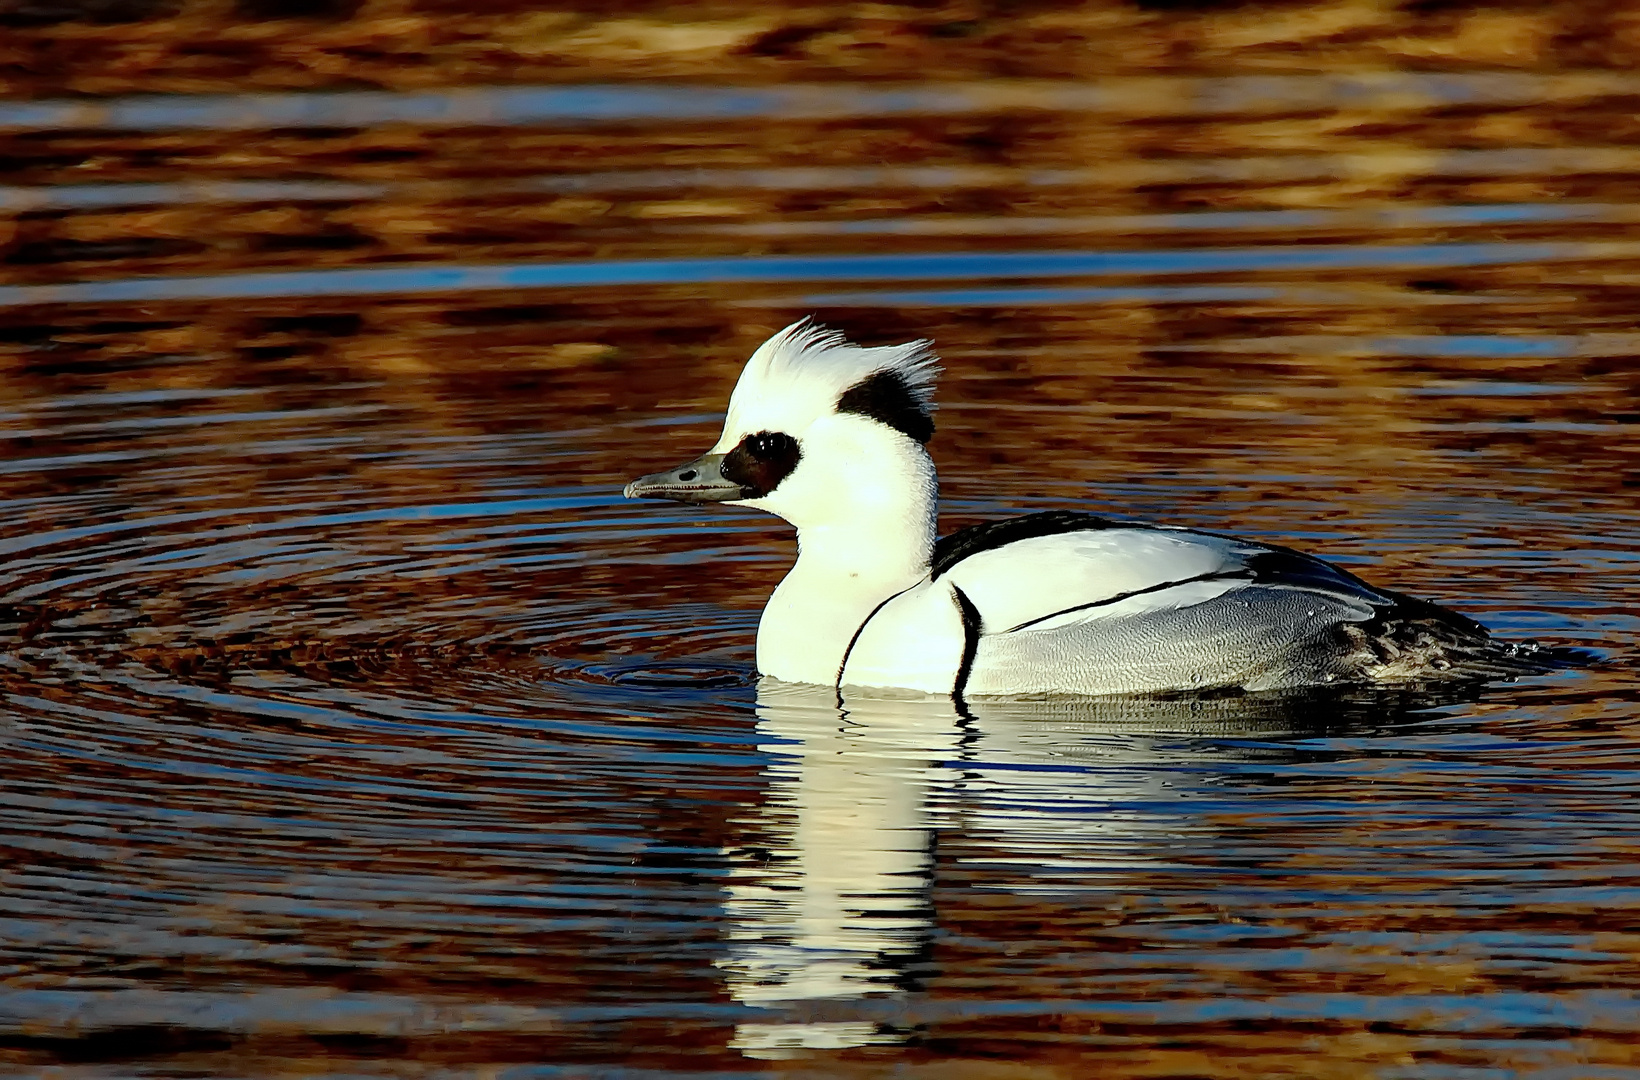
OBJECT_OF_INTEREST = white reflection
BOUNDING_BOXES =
[722,682,958,1056]
[722,680,1440,1056]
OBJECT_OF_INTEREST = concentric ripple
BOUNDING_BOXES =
[0,315,1635,1077]
[0,381,782,1072]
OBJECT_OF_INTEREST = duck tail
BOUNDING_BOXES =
[1341,589,1578,683]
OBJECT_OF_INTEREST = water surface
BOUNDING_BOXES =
[1,18,1638,1077]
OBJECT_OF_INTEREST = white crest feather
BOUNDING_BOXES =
[716,319,941,445]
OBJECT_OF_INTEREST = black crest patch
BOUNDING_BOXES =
[931,510,1127,580]
[836,369,934,444]
[720,430,802,498]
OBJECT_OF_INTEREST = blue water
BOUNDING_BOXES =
[7,72,1636,132]
[1,239,1622,306]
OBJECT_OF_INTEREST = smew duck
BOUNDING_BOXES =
[625,321,1545,698]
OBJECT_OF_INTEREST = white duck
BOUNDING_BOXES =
[625,320,1542,698]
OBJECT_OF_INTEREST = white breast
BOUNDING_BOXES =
[836,579,967,694]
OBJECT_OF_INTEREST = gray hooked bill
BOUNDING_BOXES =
[624,453,746,503]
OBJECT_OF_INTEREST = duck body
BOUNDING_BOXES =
[771,509,1527,696]
[626,321,1543,698]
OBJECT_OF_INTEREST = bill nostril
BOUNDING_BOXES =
[678,469,698,482]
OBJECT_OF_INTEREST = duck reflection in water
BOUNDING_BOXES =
[719,678,1482,1057]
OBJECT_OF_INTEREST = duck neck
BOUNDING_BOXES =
[756,464,938,686]
[793,502,936,593]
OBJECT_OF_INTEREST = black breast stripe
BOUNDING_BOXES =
[952,585,983,701]
[1004,570,1254,633]
[835,581,922,689]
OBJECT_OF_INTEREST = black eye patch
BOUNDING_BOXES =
[720,431,802,498]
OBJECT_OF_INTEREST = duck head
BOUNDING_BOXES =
[624,320,942,535]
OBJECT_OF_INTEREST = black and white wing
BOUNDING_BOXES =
[933,512,1515,696]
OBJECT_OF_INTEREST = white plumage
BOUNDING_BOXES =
[719,320,939,445]
[625,321,1545,698]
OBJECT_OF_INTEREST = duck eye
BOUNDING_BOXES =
[720,430,802,498]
